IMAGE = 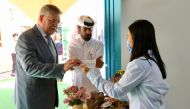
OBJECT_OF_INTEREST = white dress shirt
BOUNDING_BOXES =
[68,34,103,92]
[87,55,169,109]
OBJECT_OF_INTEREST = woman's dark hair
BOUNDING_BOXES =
[128,19,167,79]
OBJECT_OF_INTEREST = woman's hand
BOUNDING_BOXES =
[80,64,90,75]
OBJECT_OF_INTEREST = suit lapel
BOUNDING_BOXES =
[32,25,58,63]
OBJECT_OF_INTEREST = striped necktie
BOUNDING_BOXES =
[46,36,51,46]
[45,36,56,62]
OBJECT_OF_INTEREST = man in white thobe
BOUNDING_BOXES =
[68,15,104,92]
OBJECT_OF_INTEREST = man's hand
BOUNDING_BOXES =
[96,56,104,68]
[64,58,81,72]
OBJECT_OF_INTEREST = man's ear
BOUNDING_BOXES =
[39,15,44,23]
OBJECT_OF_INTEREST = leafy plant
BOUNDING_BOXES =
[63,86,89,106]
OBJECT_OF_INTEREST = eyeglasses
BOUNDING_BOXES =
[48,18,61,26]
[44,15,61,26]
[48,18,60,24]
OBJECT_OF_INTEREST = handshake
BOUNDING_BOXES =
[64,56,104,73]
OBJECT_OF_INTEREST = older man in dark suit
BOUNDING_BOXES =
[15,4,81,109]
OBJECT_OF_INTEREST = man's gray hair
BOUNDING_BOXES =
[39,4,62,16]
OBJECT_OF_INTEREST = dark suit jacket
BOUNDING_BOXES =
[15,25,64,109]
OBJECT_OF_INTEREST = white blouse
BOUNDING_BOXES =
[87,56,169,109]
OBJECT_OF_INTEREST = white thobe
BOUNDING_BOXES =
[68,34,103,92]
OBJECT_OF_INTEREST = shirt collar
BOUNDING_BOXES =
[36,24,47,38]
[139,50,155,60]
[148,50,154,58]
[148,50,152,54]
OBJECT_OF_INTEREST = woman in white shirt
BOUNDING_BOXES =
[81,19,169,109]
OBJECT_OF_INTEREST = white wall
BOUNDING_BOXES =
[121,0,190,109]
